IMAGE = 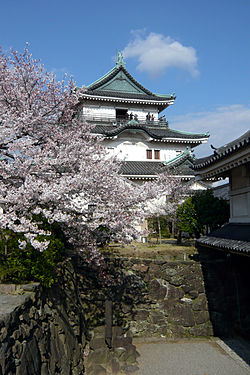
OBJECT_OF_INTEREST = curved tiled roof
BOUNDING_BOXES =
[82,61,175,105]
[84,89,174,102]
[120,158,194,178]
[120,161,163,176]
[170,161,195,176]
[163,148,195,166]
[197,223,250,254]
[87,65,154,96]
[93,123,209,142]
[194,130,250,170]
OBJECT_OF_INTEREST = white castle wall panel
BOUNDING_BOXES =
[103,138,187,162]
[82,102,158,122]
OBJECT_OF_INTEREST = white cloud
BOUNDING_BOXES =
[122,31,199,78]
[169,104,250,157]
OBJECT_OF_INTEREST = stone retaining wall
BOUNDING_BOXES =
[1,250,249,374]
[72,256,213,338]
[0,262,86,375]
[0,259,142,375]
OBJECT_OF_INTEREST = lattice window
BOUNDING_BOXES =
[146,150,152,159]
[154,150,160,160]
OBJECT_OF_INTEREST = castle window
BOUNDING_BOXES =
[116,108,128,120]
[146,150,152,159]
[154,150,160,160]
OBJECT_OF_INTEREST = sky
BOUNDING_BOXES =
[1,0,250,157]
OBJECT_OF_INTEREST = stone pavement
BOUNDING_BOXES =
[134,338,250,375]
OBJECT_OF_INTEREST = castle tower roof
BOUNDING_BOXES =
[78,52,176,112]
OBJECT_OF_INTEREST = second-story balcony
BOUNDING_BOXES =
[82,113,168,127]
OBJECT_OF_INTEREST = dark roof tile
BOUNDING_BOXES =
[85,89,172,102]
[87,65,154,97]
[93,123,209,141]
[120,161,163,176]
[197,223,250,254]
[194,131,250,170]
[209,223,250,242]
[119,160,194,177]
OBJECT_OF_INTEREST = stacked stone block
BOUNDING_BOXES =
[85,326,139,375]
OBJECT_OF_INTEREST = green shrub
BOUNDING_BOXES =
[0,216,66,287]
[177,190,230,238]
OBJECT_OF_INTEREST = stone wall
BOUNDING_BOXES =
[71,256,213,339]
[0,259,141,375]
[0,261,86,375]
[84,325,139,375]
[3,250,247,375]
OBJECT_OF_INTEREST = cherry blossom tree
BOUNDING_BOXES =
[147,180,183,243]
[0,46,177,266]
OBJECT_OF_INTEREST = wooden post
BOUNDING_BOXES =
[157,215,162,244]
[105,299,112,348]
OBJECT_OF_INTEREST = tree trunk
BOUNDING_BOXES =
[177,230,182,245]
[171,219,175,238]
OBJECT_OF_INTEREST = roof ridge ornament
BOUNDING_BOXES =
[127,119,139,125]
[116,51,126,67]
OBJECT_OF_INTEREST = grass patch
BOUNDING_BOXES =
[103,238,197,261]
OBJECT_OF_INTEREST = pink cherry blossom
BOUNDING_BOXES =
[0,46,179,263]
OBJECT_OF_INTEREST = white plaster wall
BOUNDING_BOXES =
[230,188,250,223]
[82,104,115,121]
[103,136,187,162]
[229,165,250,223]
[189,181,208,191]
[82,102,158,122]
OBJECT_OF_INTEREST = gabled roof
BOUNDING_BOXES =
[79,52,175,109]
[171,159,196,177]
[87,59,153,96]
[162,147,194,167]
[162,148,196,176]
[93,121,209,145]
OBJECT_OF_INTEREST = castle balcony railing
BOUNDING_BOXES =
[82,114,168,127]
